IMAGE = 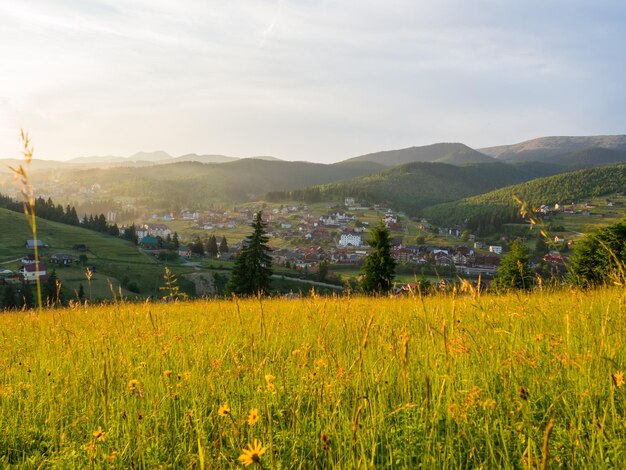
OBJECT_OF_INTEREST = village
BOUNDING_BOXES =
[2,193,617,292]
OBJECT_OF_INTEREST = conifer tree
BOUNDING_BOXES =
[493,240,534,291]
[206,235,219,257]
[219,236,229,254]
[361,222,396,294]
[2,283,18,310]
[227,212,273,296]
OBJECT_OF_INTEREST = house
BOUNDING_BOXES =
[488,245,503,255]
[140,236,160,250]
[50,253,75,266]
[25,240,45,250]
[178,245,192,259]
[0,268,14,279]
[20,263,47,283]
[21,254,37,265]
[553,235,565,244]
[338,232,362,247]
[145,223,172,238]
[345,197,356,207]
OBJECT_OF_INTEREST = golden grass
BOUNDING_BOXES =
[0,289,625,467]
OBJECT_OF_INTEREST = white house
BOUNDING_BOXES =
[488,245,503,255]
[339,232,362,247]
[20,263,47,282]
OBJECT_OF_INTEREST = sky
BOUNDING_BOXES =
[0,0,624,163]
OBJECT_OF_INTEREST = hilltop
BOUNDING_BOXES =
[342,142,495,166]
[480,134,626,163]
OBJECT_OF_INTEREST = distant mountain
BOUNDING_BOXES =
[423,163,626,225]
[341,143,495,166]
[129,151,173,162]
[276,161,554,215]
[33,158,384,208]
[550,147,626,169]
[480,135,626,163]
[68,155,127,164]
[174,154,239,164]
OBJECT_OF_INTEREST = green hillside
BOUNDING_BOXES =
[342,142,495,166]
[0,209,193,299]
[423,163,626,225]
[26,159,384,209]
[480,135,626,163]
[275,161,558,215]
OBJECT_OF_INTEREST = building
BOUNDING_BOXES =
[20,263,47,283]
[338,232,362,247]
[488,245,503,255]
[50,253,75,266]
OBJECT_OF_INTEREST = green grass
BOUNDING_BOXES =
[1,288,625,467]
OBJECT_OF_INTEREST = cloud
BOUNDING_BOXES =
[0,0,624,161]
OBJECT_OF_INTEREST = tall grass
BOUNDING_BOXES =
[0,289,625,467]
[9,130,43,311]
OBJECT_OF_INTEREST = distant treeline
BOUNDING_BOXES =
[0,193,122,237]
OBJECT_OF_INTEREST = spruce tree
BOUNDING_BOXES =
[219,236,229,254]
[361,222,396,294]
[227,212,273,296]
[493,240,534,291]
[2,284,18,310]
[206,235,219,257]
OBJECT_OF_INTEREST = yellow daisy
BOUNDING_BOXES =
[247,408,259,426]
[238,439,266,467]
[93,426,106,442]
[218,403,230,417]
[613,371,625,389]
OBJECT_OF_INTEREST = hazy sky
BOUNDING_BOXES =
[1,0,624,163]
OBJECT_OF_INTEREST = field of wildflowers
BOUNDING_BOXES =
[0,288,625,468]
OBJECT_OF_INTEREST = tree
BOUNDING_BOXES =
[190,237,205,255]
[219,236,229,254]
[172,232,180,249]
[569,219,626,288]
[44,269,64,306]
[2,284,18,310]
[206,235,219,257]
[227,211,273,296]
[493,240,534,291]
[360,222,396,294]
[17,281,34,309]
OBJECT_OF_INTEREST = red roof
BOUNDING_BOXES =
[23,263,46,272]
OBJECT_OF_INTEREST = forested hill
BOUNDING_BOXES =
[268,161,557,215]
[341,142,495,166]
[423,163,626,225]
[29,159,384,207]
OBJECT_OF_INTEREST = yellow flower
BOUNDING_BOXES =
[247,408,259,426]
[266,382,276,392]
[218,403,230,417]
[128,379,140,393]
[93,426,106,442]
[264,374,275,384]
[238,439,266,467]
[163,370,172,377]
[613,371,625,388]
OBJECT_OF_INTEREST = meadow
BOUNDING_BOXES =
[1,288,625,468]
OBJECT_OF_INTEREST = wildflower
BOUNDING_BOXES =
[128,379,140,393]
[93,426,106,442]
[266,382,276,392]
[238,439,266,467]
[247,408,259,426]
[163,370,172,377]
[264,374,275,384]
[107,451,118,462]
[612,371,625,388]
[218,403,230,417]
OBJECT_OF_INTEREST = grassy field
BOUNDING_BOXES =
[1,288,625,467]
